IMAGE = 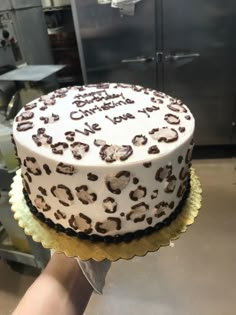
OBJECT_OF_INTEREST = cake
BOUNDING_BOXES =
[12,83,194,242]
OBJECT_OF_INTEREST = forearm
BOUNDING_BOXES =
[13,253,93,315]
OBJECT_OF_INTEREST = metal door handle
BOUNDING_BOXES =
[165,53,200,62]
[121,56,154,63]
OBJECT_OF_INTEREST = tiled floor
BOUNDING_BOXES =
[0,158,236,315]
[0,261,36,314]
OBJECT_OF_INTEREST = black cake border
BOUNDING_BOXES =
[23,181,190,244]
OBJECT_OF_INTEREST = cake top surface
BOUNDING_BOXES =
[13,83,195,167]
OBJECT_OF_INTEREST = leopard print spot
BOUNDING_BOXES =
[169,201,175,209]
[51,185,74,206]
[16,111,34,122]
[54,210,67,220]
[154,202,168,218]
[149,127,178,143]
[56,163,75,175]
[43,164,51,175]
[129,185,147,201]
[133,177,139,185]
[94,139,106,147]
[95,217,121,234]
[32,130,52,147]
[75,185,97,205]
[126,202,149,223]
[100,144,133,162]
[132,135,148,146]
[164,175,177,193]
[40,113,59,124]
[179,164,190,180]
[51,142,69,155]
[143,162,152,168]
[74,213,92,234]
[178,156,183,164]
[155,164,172,182]
[151,189,158,199]
[70,141,89,160]
[38,186,47,196]
[105,171,131,194]
[69,215,78,230]
[185,143,194,163]
[167,103,187,113]
[147,217,153,225]
[23,157,42,176]
[23,178,31,195]
[102,197,117,213]
[164,113,180,125]
[87,173,98,181]
[34,195,51,212]
[17,121,34,132]
[24,102,37,111]
[177,180,188,198]
[25,172,32,183]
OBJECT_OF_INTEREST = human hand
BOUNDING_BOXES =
[51,250,111,294]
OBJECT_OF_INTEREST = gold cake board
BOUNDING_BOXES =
[9,169,202,262]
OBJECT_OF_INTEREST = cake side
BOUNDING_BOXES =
[12,83,195,238]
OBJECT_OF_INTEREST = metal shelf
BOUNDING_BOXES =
[0,229,37,267]
[43,5,71,13]
[0,247,37,268]
[0,230,50,269]
[51,46,78,51]
[0,166,50,270]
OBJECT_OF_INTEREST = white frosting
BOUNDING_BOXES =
[13,83,195,237]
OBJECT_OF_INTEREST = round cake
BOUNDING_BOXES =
[12,83,195,242]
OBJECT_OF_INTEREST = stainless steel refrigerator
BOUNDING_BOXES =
[71,0,236,145]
